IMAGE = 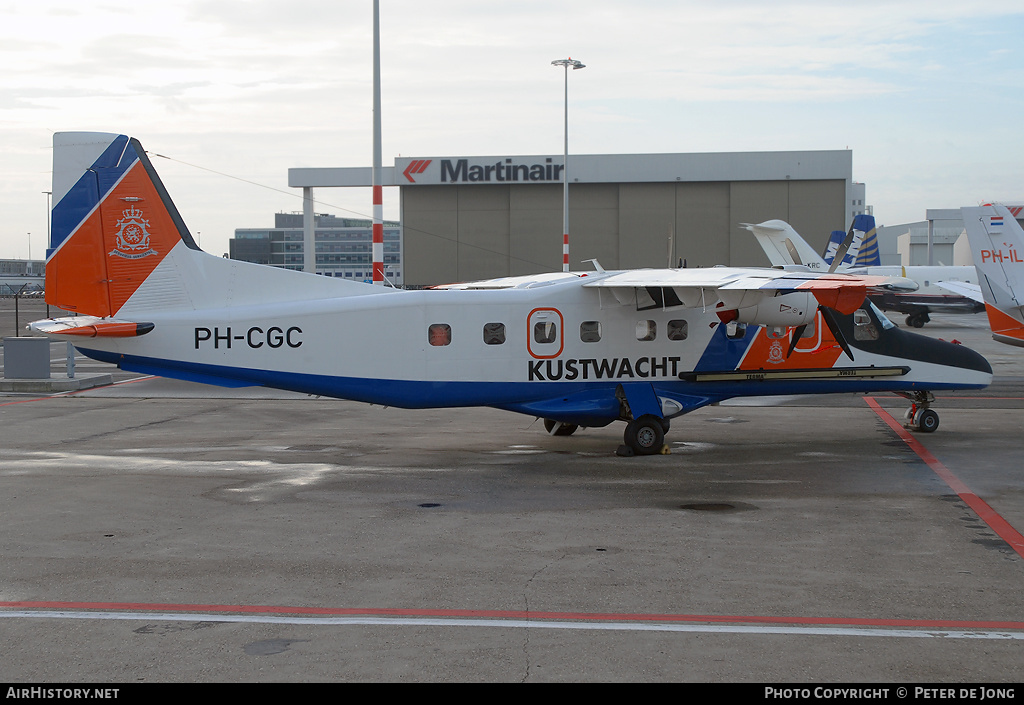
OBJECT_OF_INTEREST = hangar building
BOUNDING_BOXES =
[289,150,855,287]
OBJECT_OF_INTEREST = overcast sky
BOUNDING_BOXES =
[2,0,1023,261]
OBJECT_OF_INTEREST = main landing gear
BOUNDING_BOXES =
[905,312,930,328]
[898,391,939,433]
[618,415,671,456]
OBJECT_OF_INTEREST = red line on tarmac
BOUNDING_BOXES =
[0,396,52,407]
[865,396,1024,560]
[2,600,1023,631]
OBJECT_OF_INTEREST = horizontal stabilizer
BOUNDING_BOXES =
[29,316,154,338]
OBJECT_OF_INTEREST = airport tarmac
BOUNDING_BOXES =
[1,304,1023,682]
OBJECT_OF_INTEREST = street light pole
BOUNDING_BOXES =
[551,57,584,273]
[42,191,51,254]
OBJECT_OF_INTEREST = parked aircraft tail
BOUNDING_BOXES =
[960,204,1024,347]
[822,215,879,268]
[852,215,881,267]
[44,132,379,326]
[744,220,829,271]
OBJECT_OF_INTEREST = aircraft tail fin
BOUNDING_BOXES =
[45,133,202,317]
[961,204,1024,347]
[851,214,880,267]
[44,132,378,320]
[822,215,877,268]
[744,220,828,270]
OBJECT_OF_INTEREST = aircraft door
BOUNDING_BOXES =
[528,308,564,359]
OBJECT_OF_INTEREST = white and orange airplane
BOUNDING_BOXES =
[30,133,993,453]
[959,204,1024,348]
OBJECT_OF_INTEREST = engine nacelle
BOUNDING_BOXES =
[734,291,817,327]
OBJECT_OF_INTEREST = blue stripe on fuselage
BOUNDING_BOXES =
[77,347,989,425]
[692,321,758,371]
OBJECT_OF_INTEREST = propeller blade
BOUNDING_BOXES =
[828,222,857,273]
[820,306,855,361]
[786,324,808,358]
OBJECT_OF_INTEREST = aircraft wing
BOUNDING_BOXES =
[936,280,985,303]
[582,268,916,315]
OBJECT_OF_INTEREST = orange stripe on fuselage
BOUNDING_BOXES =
[45,161,179,317]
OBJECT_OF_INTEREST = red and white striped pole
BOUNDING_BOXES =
[372,0,384,285]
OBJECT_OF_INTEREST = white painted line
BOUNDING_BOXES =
[3,610,1023,640]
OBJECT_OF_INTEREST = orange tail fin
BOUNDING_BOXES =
[46,133,199,316]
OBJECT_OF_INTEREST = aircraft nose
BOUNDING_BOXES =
[937,338,992,375]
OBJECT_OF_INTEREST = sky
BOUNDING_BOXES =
[2,0,1023,261]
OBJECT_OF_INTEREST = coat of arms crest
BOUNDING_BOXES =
[110,206,158,259]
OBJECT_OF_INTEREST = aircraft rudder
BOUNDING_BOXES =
[962,205,1024,325]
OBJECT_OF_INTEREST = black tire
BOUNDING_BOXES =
[914,408,939,433]
[624,415,665,455]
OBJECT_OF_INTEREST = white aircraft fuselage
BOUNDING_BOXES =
[31,133,993,453]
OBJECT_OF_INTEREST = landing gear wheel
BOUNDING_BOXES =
[543,418,579,436]
[905,313,930,328]
[899,391,937,432]
[623,415,666,455]
[912,408,939,433]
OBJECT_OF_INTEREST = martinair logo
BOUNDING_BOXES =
[109,206,158,260]
[403,160,432,183]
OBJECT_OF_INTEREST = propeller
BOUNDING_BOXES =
[819,306,855,361]
[786,307,855,362]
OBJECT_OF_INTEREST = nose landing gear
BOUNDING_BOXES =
[898,391,939,433]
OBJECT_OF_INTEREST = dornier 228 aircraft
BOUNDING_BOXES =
[31,133,993,455]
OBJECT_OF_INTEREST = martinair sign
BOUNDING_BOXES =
[396,156,565,186]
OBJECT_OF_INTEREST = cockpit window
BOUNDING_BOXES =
[853,308,879,341]
[867,301,896,330]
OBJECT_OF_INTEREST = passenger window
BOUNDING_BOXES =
[580,321,601,342]
[667,320,688,341]
[483,322,505,345]
[636,320,656,341]
[428,323,452,347]
[534,321,557,344]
